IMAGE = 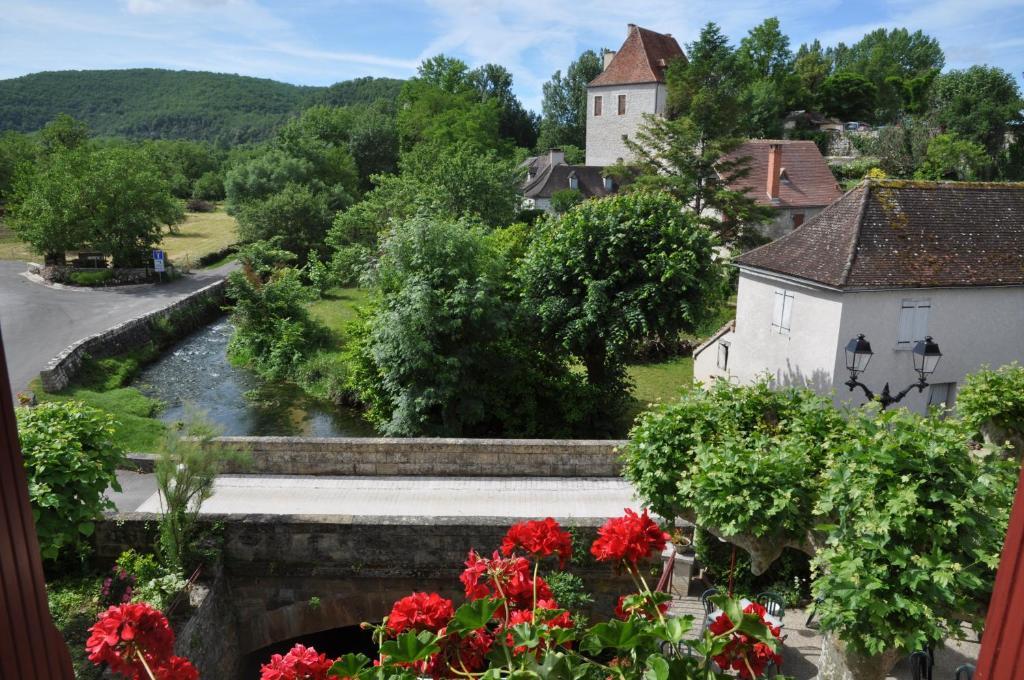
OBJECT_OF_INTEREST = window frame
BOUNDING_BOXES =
[717,341,730,370]
[593,95,603,117]
[617,94,626,115]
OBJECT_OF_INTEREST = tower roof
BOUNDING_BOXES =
[589,25,686,87]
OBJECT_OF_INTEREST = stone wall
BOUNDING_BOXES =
[97,513,634,657]
[38,278,227,392]
[131,437,626,477]
[175,568,243,679]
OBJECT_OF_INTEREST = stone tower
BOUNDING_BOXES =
[585,24,686,167]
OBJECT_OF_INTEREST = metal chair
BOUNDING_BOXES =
[910,648,934,680]
[954,665,975,680]
[699,587,719,633]
[755,590,785,619]
[805,595,824,628]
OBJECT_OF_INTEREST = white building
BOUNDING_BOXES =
[585,25,685,167]
[694,180,1024,414]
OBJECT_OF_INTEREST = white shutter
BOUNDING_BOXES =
[897,299,929,347]
[780,292,793,334]
[771,290,793,335]
[912,301,930,343]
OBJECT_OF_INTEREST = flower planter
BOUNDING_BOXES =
[816,634,900,680]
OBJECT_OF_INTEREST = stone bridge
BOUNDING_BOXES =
[98,438,654,678]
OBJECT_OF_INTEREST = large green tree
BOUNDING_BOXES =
[820,72,877,120]
[0,131,38,204]
[537,50,603,152]
[929,66,1024,158]
[346,215,585,436]
[518,192,724,421]
[915,133,990,180]
[9,144,182,265]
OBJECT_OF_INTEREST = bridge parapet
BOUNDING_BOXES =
[128,437,627,477]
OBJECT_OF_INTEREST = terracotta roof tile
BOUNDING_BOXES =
[720,140,842,209]
[736,180,1024,289]
[589,26,686,87]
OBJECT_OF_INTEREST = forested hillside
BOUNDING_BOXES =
[0,69,403,144]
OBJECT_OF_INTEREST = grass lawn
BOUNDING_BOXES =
[0,224,36,260]
[307,287,370,348]
[628,356,695,406]
[161,207,238,267]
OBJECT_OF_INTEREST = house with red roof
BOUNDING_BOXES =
[694,180,1024,414]
[585,24,685,167]
[719,140,843,239]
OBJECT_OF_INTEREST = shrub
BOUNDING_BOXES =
[16,401,125,560]
[68,270,114,286]
[957,362,1024,456]
[185,197,215,212]
[191,170,225,200]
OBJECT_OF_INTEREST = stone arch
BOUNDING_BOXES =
[237,577,456,654]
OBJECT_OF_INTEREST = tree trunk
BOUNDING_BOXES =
[816,634,900,680]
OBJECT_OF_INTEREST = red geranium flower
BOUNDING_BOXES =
[501,518,573,568]
[460,551,552,611]
[707,603,783,679]
[386,592,455,635]
[260,643,335,680]
[590,509,669,567]
[420,627,493,679]
[153,655,200,680]
[85,603,175,678]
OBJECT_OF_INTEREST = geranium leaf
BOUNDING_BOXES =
[448,598,502,634]
[379,630,439,663]
[328,653,371,677]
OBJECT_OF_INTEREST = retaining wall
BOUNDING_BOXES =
[129,436,626,477]
[38,279,227,392]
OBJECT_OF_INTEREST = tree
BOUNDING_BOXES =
[226,240,328,380]
[623,380,1017,671]
[737,18,793,83]
[862,115,932,177]
[832,28,944,121]
[915,133,990,180]
[39,113,89,153]
[518,192,724,420]
[16,401,125,561]
[549,188,583,214]
[236,182,334,257]
[736,19,797,137]
[667,23,745,136]
[819,72,877,120]
[9,145,182,265]
[469,63,539,149]
[620,115,775,240]
[0,130,38,204]
[537,50,603,152]
[793,40,833,109]
[929,66,1024,158]
[346,215,586,436]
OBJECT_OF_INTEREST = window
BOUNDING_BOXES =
[717,341,730,370]
[617,94,626,115]
[568,173,578,190]
[928,382,956,409]
[792,213,805,228]
[593,96,602,116]
[603,176,614,191]
[771,289,794,335]
[896,299,930,348]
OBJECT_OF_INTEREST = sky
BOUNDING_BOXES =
[1,0,1023,113]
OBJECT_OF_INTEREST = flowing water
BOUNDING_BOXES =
[132,320,375,436]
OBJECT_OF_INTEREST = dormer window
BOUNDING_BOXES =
[603,176,614,191]
[780,168,790,184]
[568,173,579,190]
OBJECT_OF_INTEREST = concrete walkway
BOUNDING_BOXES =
[122,474,638,518]
[0,260,236,395]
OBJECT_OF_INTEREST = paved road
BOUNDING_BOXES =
[113,474,637,518]
[0,260,236,395]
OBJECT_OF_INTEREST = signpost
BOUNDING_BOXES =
[152,249,165,281]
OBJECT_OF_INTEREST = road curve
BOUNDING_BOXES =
[0,260,237,395]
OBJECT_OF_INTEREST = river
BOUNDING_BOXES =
[132,320,375,437]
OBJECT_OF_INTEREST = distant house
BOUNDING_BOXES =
[585,24,685,167]
[694,180,1024,414]
[720,140,843,240]
[520,149,616,213]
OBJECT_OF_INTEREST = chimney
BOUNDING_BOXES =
[548,148,565,166]
[627,23,637,37]
[766,143,782,202]
[603,50,616,70]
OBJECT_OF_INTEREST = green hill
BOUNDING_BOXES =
[0,69,404,144]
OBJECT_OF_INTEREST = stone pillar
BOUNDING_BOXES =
[815,634,899,680]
